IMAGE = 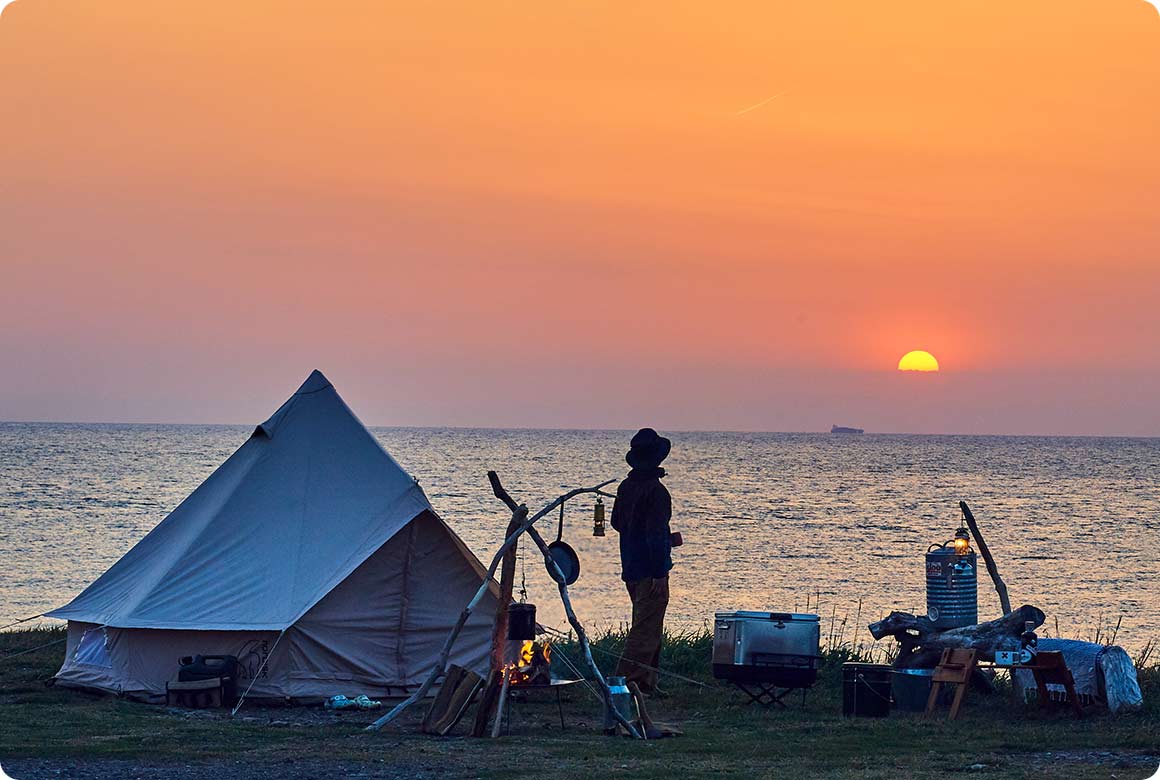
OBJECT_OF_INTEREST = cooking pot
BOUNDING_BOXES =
[547,503,580,585]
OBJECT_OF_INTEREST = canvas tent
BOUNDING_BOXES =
[47,370,500,702]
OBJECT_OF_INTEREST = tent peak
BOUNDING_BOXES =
[296,369,333,395]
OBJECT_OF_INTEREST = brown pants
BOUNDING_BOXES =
[615,576,669,693]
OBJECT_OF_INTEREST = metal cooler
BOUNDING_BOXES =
[712,612,821,705]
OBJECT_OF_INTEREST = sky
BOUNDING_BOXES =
[1,0,1158,435]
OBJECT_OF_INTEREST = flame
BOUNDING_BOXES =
[505,640,552,685]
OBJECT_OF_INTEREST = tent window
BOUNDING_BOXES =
[73,627,113,668]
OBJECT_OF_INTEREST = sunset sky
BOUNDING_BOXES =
[1,0,1158,434]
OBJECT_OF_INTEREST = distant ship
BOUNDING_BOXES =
[831,425,864,435]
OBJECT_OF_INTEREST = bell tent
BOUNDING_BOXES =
[47,370,500,702]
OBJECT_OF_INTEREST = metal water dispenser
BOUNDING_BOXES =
[925,526,978,629]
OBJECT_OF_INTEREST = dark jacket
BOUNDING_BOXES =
[611,467,673,582]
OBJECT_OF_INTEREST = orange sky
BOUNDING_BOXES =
[1,0,1158,433]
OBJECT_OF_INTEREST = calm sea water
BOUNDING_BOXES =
[1,424,1157,650]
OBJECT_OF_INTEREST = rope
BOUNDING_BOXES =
[541,626,708,689]
[230,630,286,716]
[0,637,67,663]
[854,672,893,703]
[0,614,45,632]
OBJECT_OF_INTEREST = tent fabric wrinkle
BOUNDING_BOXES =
[48,370,501,701]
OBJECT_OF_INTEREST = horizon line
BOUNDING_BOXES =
[1,419,1158,441]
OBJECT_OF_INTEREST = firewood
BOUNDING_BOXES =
[421,665,482,736]
[471,669,501,737]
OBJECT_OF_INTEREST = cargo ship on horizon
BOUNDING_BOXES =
[831,425,865,434]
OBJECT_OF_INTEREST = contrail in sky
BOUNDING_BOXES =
[736,91,789,116]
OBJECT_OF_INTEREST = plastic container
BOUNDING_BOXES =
[842,663,892,717]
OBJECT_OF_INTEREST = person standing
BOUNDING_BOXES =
[611,427,674,694]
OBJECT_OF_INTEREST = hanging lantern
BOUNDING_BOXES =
[953,526,971,556]
[507,602,537,641]
[592,497,606,537]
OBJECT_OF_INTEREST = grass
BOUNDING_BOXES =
[2,626,1158,779]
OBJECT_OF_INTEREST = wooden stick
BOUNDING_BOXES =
[960,501,1012,615]
[490,513,522,670]
[366,478,616,732]
[490,671,511,738]
[488,471,643,740]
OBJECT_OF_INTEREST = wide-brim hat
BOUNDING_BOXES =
[626,428,671,469]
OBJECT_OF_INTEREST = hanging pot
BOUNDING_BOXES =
[547,503,581,585]
[507,602,537,641]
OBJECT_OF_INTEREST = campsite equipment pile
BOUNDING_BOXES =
[864,501,1143,717]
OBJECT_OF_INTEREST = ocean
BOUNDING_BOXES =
[2,423,1157,650]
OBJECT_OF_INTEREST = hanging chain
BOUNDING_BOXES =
[518,539,528,603]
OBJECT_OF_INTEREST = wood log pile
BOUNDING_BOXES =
[869,604,1046,669]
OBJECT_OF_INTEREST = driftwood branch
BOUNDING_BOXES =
[960,501,1012,615]
[870,604,1044,668]
[488,471,643,740]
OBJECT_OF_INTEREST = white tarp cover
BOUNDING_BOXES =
[47,370,499,699]
[1014,638,1144,713]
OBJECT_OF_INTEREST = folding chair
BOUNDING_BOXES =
[1027,651,1084,717]
[926,648,978,720]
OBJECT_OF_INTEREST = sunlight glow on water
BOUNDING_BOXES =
[1,424,1156,649]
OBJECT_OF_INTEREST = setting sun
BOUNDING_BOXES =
[898,350,940,372]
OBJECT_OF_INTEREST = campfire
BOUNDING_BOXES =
[505,639,552,686]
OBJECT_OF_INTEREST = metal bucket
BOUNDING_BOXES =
[892,668,933,712]
[892,667,954,712]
